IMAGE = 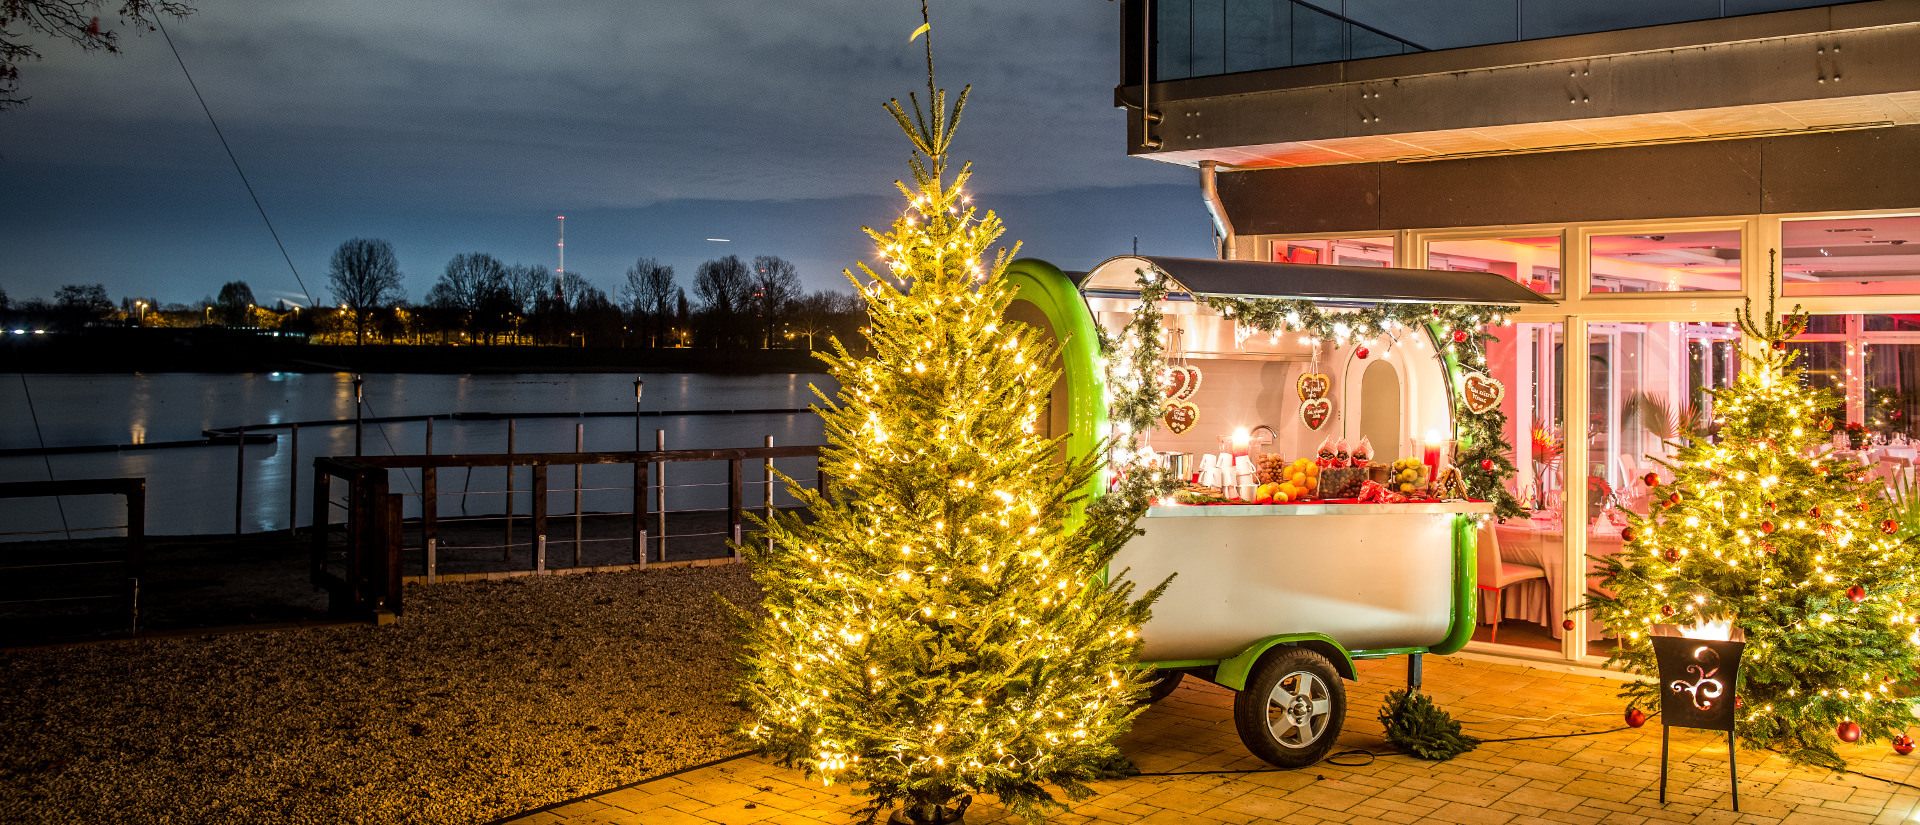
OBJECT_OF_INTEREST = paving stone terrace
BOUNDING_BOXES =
[499,655,1920,825]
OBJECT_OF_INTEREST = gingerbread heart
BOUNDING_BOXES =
[1161,364,1202,401]
[1461,371,1505,414]
[1163,401,1198,434]
[1300,397,1331,431]
[1297,372,1330,401]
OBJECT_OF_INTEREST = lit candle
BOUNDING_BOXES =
[1423,429,1444,469]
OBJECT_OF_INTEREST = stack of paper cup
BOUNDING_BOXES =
[1234,455,1257,501]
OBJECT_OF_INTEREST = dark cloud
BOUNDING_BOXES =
[0,0,1206,304]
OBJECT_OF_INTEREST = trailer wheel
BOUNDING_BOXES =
[1234,647,1345,768]
[1139,669,1184,705]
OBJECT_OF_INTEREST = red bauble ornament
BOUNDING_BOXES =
[1621,527,1636,542]
[1896,734,1915,756]
[1849,585,1868,603]
[1643,472,1660,487]
[1668,492,1682,506]
[1736,697,1745,710]
[1839,720,1863,743]
[1480,459,1496,472]
[1885,520,1901,535]
[1661,604,1677,617]
[1810,506,1822,518]
[1563,619,1575,631]
[1663,548,1680,562]
[1452,329,1468,343]
[1772,341,1786,351]
[1860,500,1873,512]
[1624,707,1647,728]
[1356,346,1370,360]
[1760,521,1776,534]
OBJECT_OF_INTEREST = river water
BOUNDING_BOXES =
[1,372,833,539]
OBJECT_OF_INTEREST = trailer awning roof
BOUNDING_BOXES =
[1081,255,1557,306]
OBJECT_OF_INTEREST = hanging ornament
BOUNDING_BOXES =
[1760,521,1776,534]
[1624,707,1648,728]
[1160,365,1202,401]
[1460,371,1505,414]
[1839,720,1863,743]
[1162,401,1198,435]
[1562,618,1575,631]
[1848,585,1868,603]
[1452,329,1468,343]
[1884,520,1901,535]
[1663,548,1680,562]
[1661,604,1677,617]
[1860,500,1873,512]
[1760,540,1777,555]
[1297,369,1332,431]
[1895,734,1915,756]
[1771,341,1785,351]
[1621,526,1636,542]
[1480,458,1496,472]
[1644,472,1660,487]
[1355,346,1370,360]
[1295,372,1330,401]
[1809,506,1822,518]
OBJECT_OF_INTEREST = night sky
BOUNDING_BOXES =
[0,0,1214,309]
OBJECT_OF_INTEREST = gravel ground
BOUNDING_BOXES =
[0,564,761,824]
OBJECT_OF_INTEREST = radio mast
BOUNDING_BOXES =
[555,215,566,300]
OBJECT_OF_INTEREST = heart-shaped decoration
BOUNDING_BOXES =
[1300,397,1331,431]
[1163,401,1198,434]
[1297,372,1330,401]
[1161,364,1201,401]
[1460,371,1505,414]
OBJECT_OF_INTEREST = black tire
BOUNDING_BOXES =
[1139,669,1184,705]
[1233,647,1346,768]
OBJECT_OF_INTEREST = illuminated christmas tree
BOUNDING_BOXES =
[1587,273,1920,769]
[729,23,1162,824]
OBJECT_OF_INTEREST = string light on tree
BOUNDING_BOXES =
[728,12,1165,824]
[1584,253,1920,770]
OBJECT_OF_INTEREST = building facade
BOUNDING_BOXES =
[1116,0,1920,664]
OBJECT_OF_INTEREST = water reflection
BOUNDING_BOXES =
[0,372,834,538]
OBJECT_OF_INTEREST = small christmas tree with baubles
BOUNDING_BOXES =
[726,8,1163,824]
[1586,259,1920,769]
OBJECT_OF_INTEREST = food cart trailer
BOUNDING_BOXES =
[1002,254,1555,767]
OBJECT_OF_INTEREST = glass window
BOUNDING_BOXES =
[1584,320,1739,656]
[1269,236,1393,266]
[1426,236,1561,296]
[1475,321,1566,653]
[1781,216,1920,297]
[1864,344,1920,442]
[1588,229,1742,293]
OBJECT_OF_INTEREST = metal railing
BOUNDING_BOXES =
[310,438,824,615]
[0,477,146,636]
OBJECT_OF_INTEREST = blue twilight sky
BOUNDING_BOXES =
[0,0,1214,309]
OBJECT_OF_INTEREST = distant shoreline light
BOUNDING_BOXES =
[706,238,731,242]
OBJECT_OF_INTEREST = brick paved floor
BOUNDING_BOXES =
[500,655,1920,825]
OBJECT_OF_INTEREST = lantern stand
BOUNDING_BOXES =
[1649,623,1747,812]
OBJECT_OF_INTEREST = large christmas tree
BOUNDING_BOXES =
[1587,278,1920,768]
[728,26,1162,824]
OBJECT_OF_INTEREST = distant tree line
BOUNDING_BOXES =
[0,238,869,351]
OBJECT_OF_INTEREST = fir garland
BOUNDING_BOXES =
[1095,267,1183,513]
[1378,689,1479,760]
[1201,295,1526,519]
